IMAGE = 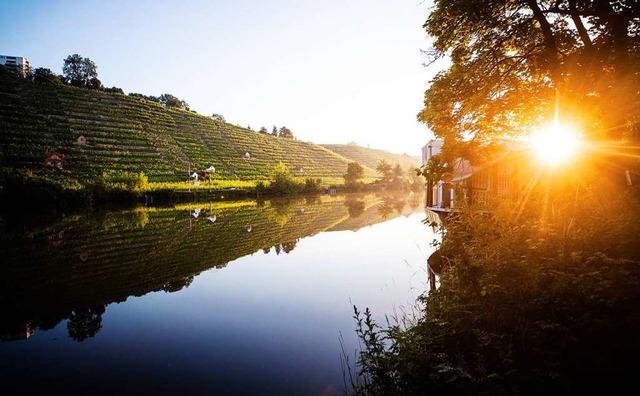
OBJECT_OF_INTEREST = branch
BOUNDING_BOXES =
[569,0,593,48]
[526,0,560,78]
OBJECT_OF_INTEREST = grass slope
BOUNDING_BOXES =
[320,144,421,173]
[0,73,381,184]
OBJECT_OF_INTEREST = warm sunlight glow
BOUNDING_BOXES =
[530,123,582,164]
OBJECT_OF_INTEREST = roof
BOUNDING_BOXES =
[46,153,63,161]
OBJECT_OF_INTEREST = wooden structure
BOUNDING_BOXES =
[44,153,64,169]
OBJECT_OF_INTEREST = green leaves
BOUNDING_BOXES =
[420,0,640,161]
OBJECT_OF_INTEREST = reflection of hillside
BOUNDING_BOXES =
[328,192,423,232]
[0,193,424,341]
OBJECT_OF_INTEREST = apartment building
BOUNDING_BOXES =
[0,55,30,76]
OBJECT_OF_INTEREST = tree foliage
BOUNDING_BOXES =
[211,113,226,122]
[420,0,640,163]
[267,161,299,194]
[62,54,99,88]
[344,162,365,189]
[353,159,640,394]
[279,126,294,139]
[376,160,393,183]
[160,93,188,110]
[30,67,62,84]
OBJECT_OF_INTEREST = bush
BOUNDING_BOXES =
[0,170,91,210]
[303,178,322,194]
[90,171,149,202]
[267,162,300,195]
[352,169,640,394]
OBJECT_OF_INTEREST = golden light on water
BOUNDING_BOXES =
[529,122,582,164]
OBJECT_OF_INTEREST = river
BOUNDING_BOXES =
[0,192,437,395]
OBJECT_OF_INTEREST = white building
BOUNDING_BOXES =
[421,139,443,167]
[0,55,29,77]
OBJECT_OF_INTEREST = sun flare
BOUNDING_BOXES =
[529,123,582,164]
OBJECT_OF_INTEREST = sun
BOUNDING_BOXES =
[529,122,582,164]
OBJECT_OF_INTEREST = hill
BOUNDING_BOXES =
[320,144,421,172]
[0,72,400,184]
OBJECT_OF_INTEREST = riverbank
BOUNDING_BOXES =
[350,171,640,394]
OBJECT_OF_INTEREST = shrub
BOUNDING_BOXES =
[267,162,300,195]
[303,178,322,194]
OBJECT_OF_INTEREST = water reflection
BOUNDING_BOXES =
[0,192,421,343]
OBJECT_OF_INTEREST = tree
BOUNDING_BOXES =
[344,162,365,188]
[279,126,294,139]
[30,67,62,84]
[159,93,187,109]
[268,161,298,194]
[211,113,226,122]
[259,126,268,134]
[376,159,393,184]
[272,125,278,136]
[62,54,98,88]
[88,77,102,90]
[102,86,124,94]
[419,0,640,164]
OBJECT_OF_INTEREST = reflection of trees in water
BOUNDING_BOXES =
[305,195,321,206]
[162,276,194,293]
[377,193,407,219]
[393,199,405,214]
[281,240,297,254]
[345,197,366,218]
[268,239,299,255]
[269,198,296,226]
[67,305,106,342]
[98,208,149,231]
[408,192,422,210]
[377,204,393,219]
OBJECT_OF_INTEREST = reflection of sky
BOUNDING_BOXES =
[1,213,436,395]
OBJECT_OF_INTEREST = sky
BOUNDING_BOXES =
[0,0,441,155]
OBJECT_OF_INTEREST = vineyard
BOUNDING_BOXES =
[0,72,418,188]
[320,144,421,173]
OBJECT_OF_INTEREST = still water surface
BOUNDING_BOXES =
[0,192,436,395]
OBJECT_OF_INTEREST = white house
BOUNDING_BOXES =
[421,139,443,167]
[0,55,29,77]
[423,139,527,212]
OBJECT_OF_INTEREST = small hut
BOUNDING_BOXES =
[244,152,251,159]
[44,153,64,170]
[76,135,88,145]
[296,165,304,174]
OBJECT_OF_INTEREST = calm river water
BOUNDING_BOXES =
[0,192,436,395]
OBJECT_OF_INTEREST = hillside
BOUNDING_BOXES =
[320,144,421,172]
[0,72,398,183]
